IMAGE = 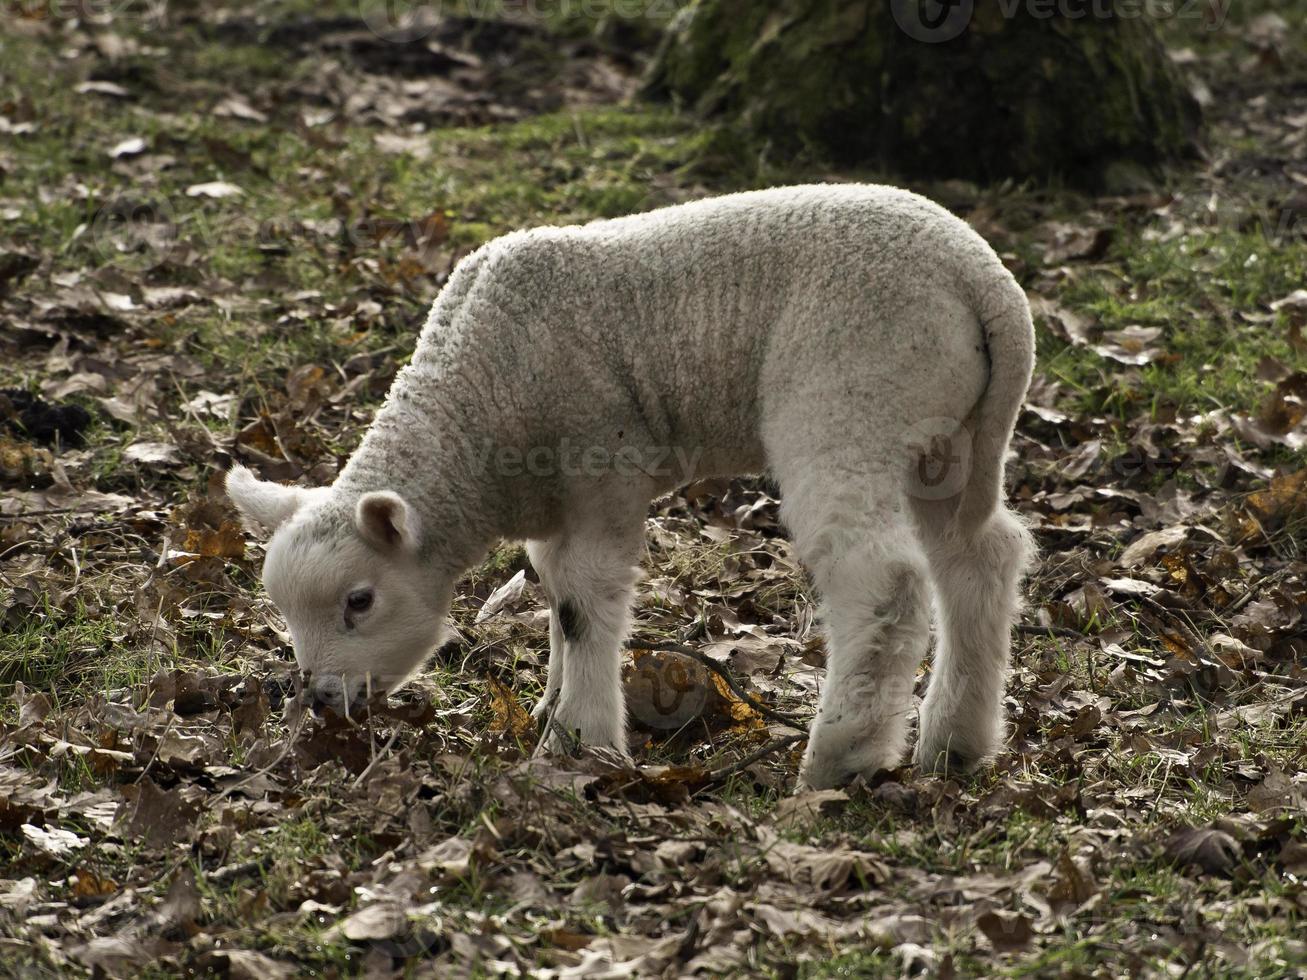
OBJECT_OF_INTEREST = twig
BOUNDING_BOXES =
[350,725,402,789]
[1015,623,1083,639]
[705,734,806,785]
[209,706,308,807]
[1222,572,1276,618]
[169,373,223,451]
[133,715,176,785]
[624,636,809,730]
[530,689,561,760]
[1135,594,1214,661]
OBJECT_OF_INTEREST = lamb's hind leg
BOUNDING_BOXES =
[913,504,1033,773]
[527,514,643,755]
[784,478,932,790]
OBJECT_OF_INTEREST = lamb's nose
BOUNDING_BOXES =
[308,686,339,714]
[308,680,367,717]
[307,676,350,713]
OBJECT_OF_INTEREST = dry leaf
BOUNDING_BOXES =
[476,569,527,623]
[22,823,88,857]
[486,676,533,737]
[185,181,243,199]
[976,909,1035,952]
[1165,826,1241,875]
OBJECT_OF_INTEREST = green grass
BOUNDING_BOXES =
[1040,227,1305,422]
[0,597,131,690]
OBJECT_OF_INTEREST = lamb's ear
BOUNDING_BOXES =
[356,491,419,553]
[225,464,315,535]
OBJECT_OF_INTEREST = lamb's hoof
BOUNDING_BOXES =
[799,745,900,791]
[914,743,982,776]
[540,724,584,758]
[539,712,629,763]
[541,730,632,767]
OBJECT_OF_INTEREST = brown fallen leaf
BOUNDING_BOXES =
[115,778,200,850]
[1239,469,1307,542]
[415,835,487,879]
[1030,295,1098,346]
[1042,850,1098,917]
[772,788,848,829]
[486,676,533,737]
[1253,373,1307,446]
[1165,826,1242,876]
[285,363,333,411]
[235,415,282,458]
[1118,526,1189,568]
[1091,325,1167,366]
[749,902,841,939]
[172,497,246,561]
[1278,840,1307,876]
[543,927,593,951]
[71,867,119,902]
[760,833,887,892]
[1039,222,1114,264]
[1247,768,1306,814]
[69,937,180,976]
[22,823,89,857]
[124,440,182,465]
[976,909,1035,953]
[208,949,296,980]
[152,866,201,935]
[330,902,408,941]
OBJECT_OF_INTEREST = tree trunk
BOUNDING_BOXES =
[644,0,1202,186]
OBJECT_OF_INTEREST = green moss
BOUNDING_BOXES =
[648,0,1200,186]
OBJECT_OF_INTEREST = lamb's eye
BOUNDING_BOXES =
[346,589,374,613]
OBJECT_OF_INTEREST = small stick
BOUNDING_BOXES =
[1135,594,1214,661]
[1221,572,1276,618]
[705,733,805,785]
[351,726,402,789]
[209,707,308,807]
[623,636,808,730]
[1015,623,1082,639]
[530,689,562,760]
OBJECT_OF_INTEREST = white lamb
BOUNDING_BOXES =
[226,183,1035,790]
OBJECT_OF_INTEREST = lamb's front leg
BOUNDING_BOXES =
[528,518,643,755]
[526,539,567,721]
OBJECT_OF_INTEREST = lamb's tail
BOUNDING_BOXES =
[954,273,1035,535]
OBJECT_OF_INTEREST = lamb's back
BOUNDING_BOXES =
[411,185,1002,477]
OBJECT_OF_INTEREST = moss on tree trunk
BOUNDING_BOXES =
[645,0,1201,186]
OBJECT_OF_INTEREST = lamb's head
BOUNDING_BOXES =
[225,465,449,715]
